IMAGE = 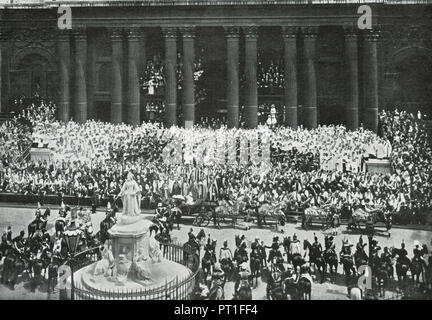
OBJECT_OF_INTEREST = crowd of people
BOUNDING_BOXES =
[0,100,431,225]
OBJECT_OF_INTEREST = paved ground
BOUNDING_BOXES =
[0,205,431,300]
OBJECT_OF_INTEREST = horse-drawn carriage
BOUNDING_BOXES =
[347,206,392,237]
[302,204,340,231]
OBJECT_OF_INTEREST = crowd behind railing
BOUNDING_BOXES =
[0,99,431,225]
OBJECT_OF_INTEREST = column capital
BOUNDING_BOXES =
[180,26,196,39]
[281,26,299,39]
[242,26,259,39]
[125,28,141,40]
[162,27,177,39]
[363,29,381,42]
[57,30,71,42]
[224,26,241,39]
[301,26,318,39]
[110,28,124,41]
[343,25,359,40]
[72,27,87,40]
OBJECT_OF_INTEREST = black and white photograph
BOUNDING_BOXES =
[0,0,431,304]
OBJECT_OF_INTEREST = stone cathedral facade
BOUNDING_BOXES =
[0,0,431,132]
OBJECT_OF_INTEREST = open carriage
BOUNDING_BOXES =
[347,206,392,237]
[302,204,339,230]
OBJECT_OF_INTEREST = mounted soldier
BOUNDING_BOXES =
[219,240,234,280]
[234,241,248,268]
[233,262,252,299]
[268,241,285,272]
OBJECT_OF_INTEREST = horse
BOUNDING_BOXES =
[304,240,325,283]
[250,251,261,288]
[233,278,252,300]
[183,239,200,265]
[201,249,215,284]
[298,276,312,300]
[266,272,287,300]
[354,248,369,270]
[323,249,338,283]
[374,259,392,298]
[55,217,67,236]
[208,282,225,300]
[291,253,304,274]
[28,254,45,292]
[410,258,425,287]
[256,203,271,228]
[282,237,291,263]
[1,250,30,289]
[28,210,50,238]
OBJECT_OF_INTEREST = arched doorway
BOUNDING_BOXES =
[9,49,57,101]
[388,47,432,116]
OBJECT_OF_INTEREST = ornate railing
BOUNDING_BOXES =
[72,242,200,300]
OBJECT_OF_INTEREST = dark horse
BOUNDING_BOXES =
[1,250,29,289]
[298,277,312,300]
[250,250,261,288]
[392,248,410,287]
[233,277,252,300]
[28,209,50,238]
[202,246,216,284]
[47,255,62,294]
[266,271,287,300]
[304,240,325,283]
[323,249,338,283]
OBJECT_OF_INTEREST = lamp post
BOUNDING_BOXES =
[64,220,82,300]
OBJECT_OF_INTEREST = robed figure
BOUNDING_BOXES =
[118,172,141,216]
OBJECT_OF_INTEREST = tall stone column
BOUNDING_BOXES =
[162,27,178,127]
[302,27,318,129]
[224,26,240,129]
[243,26,258,129]
[111,28,123,124]
[363,29,380,133]
[57,31,71,122]
[282,26,298,129]
[73,27,88,123]
[181,27,196,129]
[126,28,141,126]
[344,26,359,131]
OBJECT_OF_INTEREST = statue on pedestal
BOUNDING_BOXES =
[116,172,141,224]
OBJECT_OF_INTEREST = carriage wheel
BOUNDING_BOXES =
[193,216,203,226]
[203,216,211,227]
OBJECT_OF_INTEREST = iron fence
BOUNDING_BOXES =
[71,242,200,300]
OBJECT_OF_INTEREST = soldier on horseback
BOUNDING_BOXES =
[234,241,248,268]
[234,262,252,299]
[219,240,234,279]
[254,237,267,268]
[354,236,368,268]
[324,235,335,254]
[340,239,356,274]
[210,262,225,289]
[413,240,427,269]
[380,246,394,278]
[311,234,323,258]
[12,230,27,254]
[268,241,285,272]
